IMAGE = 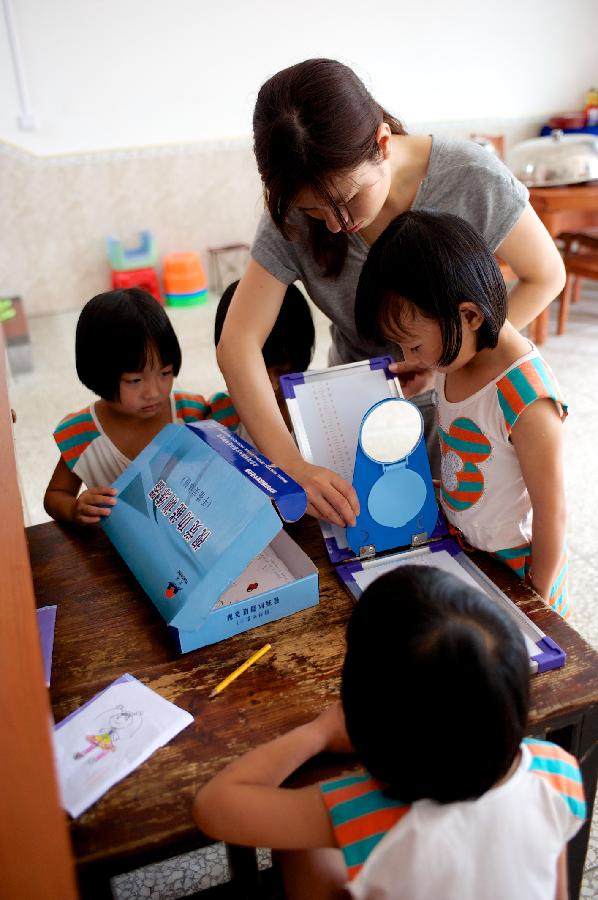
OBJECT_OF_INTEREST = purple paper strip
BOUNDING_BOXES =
[37,605,57,687]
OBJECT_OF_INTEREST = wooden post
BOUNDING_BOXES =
[0,330,78,898]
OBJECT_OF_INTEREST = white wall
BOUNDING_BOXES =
[1,0,597,155]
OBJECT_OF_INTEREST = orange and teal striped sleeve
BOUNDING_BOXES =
[494,545,570,619]
[174,390,240,430]
[53,407,100,471]
[320,772,411,880]
[525,738,586,820]
[496,357,567,437]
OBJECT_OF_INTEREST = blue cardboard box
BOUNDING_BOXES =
[102,421,319,652]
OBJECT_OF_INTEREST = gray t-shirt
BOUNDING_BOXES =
[251,136,529,363]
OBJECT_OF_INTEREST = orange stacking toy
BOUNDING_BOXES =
[163,252,208,306]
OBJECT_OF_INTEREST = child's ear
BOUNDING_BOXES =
[459,302,485,333]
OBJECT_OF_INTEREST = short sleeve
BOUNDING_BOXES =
[496,356,568,437]
[525,738,586,842]
[416,139,529,252]
[320,772,410,880]
[174,390,239,431]
[53,407,99,471]
[251,210,302,285]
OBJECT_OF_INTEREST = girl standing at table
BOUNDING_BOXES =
[355,210,568,613]
[217,58,565,528]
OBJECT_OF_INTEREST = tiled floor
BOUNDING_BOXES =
[7,287,598,897]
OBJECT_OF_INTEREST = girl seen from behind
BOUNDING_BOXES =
[193,566,584,899]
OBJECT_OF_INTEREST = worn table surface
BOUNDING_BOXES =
[28,519,598,886]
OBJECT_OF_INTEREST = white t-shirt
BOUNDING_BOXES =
[321,739,585,900]
[436,345,566,553]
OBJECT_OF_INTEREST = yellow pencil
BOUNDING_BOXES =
[209,643,272,698]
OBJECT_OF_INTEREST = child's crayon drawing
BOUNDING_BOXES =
[73,705,143,763]
[53,674,193,817]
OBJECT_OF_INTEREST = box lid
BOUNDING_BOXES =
[102,421,306,633]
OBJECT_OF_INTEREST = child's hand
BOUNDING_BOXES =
[72,487,117,525]
[389,361,436,398]
[312,703,355,755]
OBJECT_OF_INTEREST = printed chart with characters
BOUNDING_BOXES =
[53,673,193,817]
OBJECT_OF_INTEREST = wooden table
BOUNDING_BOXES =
[529,183,598,344]
[28,519,598,899]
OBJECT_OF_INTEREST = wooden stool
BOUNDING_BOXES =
[207,244,250,295]
[557,230,598,335]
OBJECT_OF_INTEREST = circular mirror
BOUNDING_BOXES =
[360,399,423,463]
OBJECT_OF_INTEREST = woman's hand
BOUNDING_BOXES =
[388,361,436,398]
[285,458,359,527]
[72,487,117,525]
[312,703,355,755]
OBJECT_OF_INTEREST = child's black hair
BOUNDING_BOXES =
[76,289,182,401]
[355,210,508,366]
[214,280,315,374]
[341,565,529,804]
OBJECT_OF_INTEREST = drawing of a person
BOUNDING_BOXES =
[73,705,142,763]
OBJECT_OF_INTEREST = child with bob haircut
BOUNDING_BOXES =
[44,288,239,525]
[214,280,315,440]
[355,210,569,616]
[193,566,584,899]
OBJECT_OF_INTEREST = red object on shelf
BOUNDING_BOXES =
[110,267,162,304]
[548,112,587,129]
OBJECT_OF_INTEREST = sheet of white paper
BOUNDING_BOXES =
[295,371,397,481]
[352,549,482,593]
[214,545,294,608]
[352,549,540,659]
[53,674,193,818]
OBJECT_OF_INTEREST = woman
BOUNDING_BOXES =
[217,58,565,527]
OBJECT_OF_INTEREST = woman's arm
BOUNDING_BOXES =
[192,704,352,849]
[510,398,566,601]
[44,457,116,525]
[495,204,566,330]
[217,259,358,526]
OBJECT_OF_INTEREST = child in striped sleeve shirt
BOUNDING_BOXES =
[44,288,239,525]
[193,566,585,900]
[355,210,569,616]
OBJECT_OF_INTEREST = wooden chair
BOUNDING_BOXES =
[557,230,598,335]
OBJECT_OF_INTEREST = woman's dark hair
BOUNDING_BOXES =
[76,288,182,400]
[341,565,529,804]
[253,58,406,277]
[355,210,507,365]
[215,280,315,373]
